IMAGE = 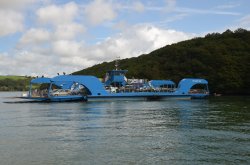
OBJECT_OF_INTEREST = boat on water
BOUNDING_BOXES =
[83,70,209,101]
[21,76,87,102]
[21,61,209,102]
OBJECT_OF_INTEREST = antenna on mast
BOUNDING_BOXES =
[115,56,120,70]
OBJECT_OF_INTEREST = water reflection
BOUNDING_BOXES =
[0,93,249,164]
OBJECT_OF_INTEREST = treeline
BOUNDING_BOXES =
[0,77,32,91]
[73,28,250,95]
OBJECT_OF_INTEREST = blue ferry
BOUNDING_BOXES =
[84,59,209,100]
[23,65,209,101]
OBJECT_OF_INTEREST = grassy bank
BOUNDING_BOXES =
[0,76,33,91]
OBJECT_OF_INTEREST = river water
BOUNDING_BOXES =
[0,92,249,165]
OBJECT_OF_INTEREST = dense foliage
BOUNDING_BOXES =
[73,28,250,95]
[0,76,33,91]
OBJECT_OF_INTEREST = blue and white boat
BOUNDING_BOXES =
[78,69,209,101]
[81,59,209,101]
[22,62,209,102]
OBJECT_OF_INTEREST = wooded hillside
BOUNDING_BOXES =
[73,28,250,95]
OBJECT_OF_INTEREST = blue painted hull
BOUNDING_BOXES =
[190,93,209,99]
[21,95,87,102]
[87,93,192,101]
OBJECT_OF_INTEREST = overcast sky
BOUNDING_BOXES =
[0,0,249,77]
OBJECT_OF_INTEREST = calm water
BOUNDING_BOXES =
[0,92,249,165]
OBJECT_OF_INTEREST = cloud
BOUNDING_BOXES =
[0,0,35,9]
[84,0,116,25]
[215,3,240,10]
[19,28,51,45]
[36,2,78,26]
[133,1,145,13]
[0,1,195,76]
[57,25,192,65]
[165,0,176,12]
[1,23,193,76]
[0,53,16,74]
[88,24,193,61]
[239,15,250,28]
[117,0,240,16]
[35,2,85,40]
[0,51,51,76]
[54,23,85,40]
[52,40,82,57]
[175,7,240,16]
[0,10,24,36]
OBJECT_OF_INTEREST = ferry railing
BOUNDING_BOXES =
[106,86,176,93]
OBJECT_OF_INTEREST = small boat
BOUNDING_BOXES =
[21,76,87,102]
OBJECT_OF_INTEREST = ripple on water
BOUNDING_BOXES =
[0,93,250,164]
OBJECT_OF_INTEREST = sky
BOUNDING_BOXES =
[0,0,249,77]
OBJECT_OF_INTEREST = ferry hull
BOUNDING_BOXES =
[87,95,191,101]
[191,93,209,99]
[20,95,87,102]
